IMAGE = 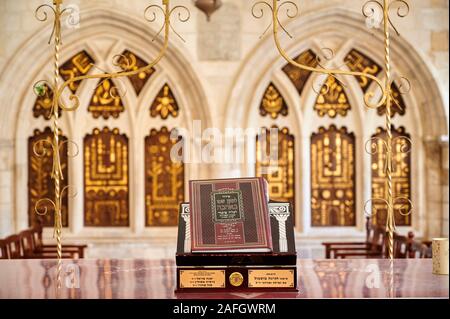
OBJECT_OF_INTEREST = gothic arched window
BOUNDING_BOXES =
[256,126,296,223]
[371,126,412,226]
[145,127,185,226]
[84,127,129,227]
[28,127,69,227]
[311,125,356,227]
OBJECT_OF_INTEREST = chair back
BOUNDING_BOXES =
[20,230,37,258]
[0,239,8,259]
[366,223,377,245]
[4,234,23,259]
[409,241,432,258]
[31,221,44,251]
[365,217,373,243]
[393,233,409,258]
[369,226,386,252]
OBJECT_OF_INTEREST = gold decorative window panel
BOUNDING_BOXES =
[59,50,94,93]
[33,84,60,119]
[377,82,407,117]
[314,76,351,118]
[118,50,155,96]
[28,127,68,227]
[88,78,125,119]
[145,127,185,226]
[371,126,412,226]
[84,128,129,227]
[260,83,288,119]
[311,125,356,227]
[344,49,382,93]
[150,84,179,119]
[256,127,296,223]
[282,50,318,95]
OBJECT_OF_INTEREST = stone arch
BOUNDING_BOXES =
[226,8,447,137]
[225,7,448,237]
[0,6,212,236]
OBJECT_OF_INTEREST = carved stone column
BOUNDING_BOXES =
[181,205,191,253]
[269,203,290,252]
[424,139,446,238]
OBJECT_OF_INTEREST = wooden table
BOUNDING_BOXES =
[0,259,447,299]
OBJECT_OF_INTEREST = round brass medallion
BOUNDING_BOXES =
[229,272,244,287]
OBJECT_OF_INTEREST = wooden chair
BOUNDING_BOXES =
[333,228,387,259]
[323,217,387,259]
[31,221,87,258]
[392,232,433,259]
[20,230,76,259]
[392,232,413,258]
[322,218,376,258]
[409,240,432,258]
[0,239,8,259]
[4,234,23,259]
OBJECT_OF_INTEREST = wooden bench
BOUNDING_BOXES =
[0,218,87,259]
[20,229,79,259]
[30,221,87,259]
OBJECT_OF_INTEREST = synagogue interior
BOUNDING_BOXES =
[0,0,448,299]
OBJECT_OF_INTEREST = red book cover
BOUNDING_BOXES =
[189,177,272,253]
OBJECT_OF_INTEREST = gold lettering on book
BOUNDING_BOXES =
[179,270,226,289]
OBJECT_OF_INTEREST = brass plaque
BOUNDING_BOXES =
[179,270,226,289]
[248,269,295,288]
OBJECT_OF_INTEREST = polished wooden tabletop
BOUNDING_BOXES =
[0,259,447,299]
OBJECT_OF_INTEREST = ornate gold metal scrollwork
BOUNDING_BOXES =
[254,0,412,260]
[252,0,388,110]
[363,0,409,36]
[41,0,190,115]
[364,127,413,255]
[33,0,186,286]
